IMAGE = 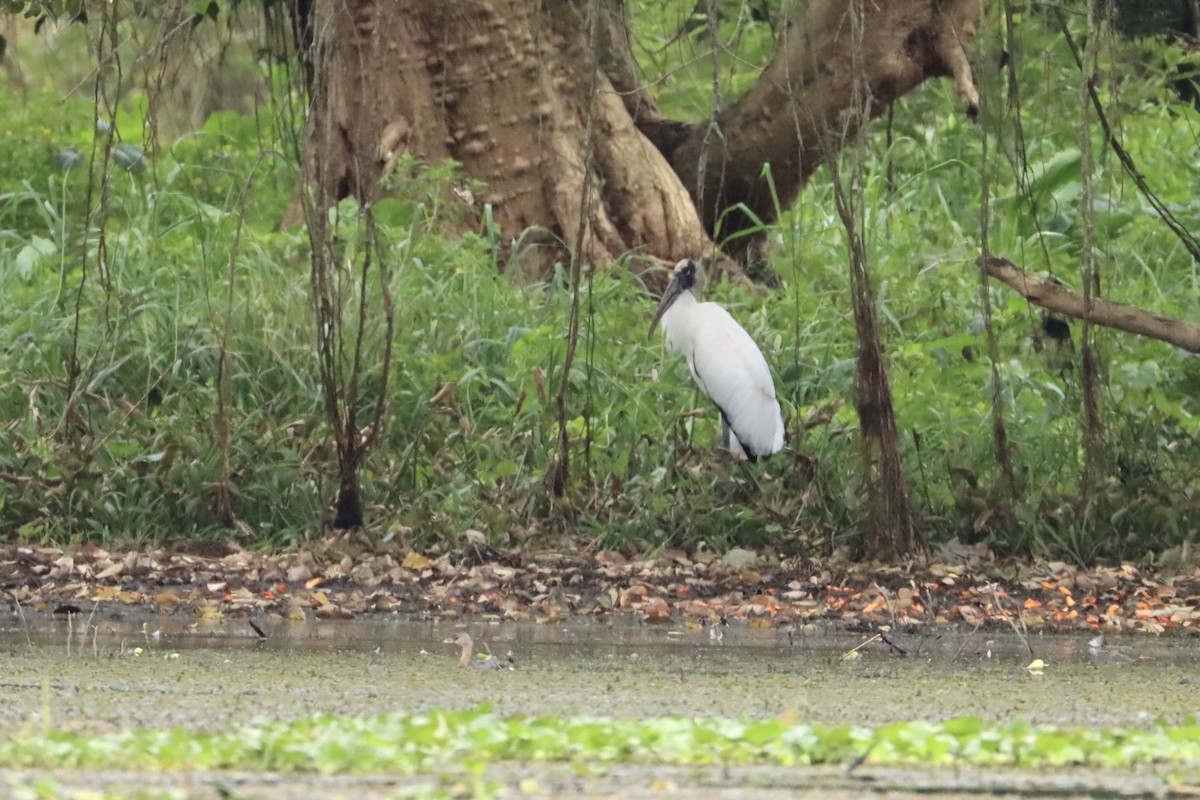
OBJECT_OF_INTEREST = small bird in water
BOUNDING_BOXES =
[1087,634,1133,664]
[444,632,513,670]
[648,259,785,462]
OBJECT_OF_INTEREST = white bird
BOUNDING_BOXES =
[648,259,785,462]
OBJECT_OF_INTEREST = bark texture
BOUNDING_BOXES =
[307,0,981,271]
[310,0,707,276]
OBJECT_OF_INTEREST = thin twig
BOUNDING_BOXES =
[842,633,882,659]
[950,616,987,662]
[976,49,1016,498]
[13,592,33,653]
[1055,8,1200,264]
[82,601,99,656]
[878,631,908,656]
[990,585,1033,657]
[871,582,899,630]
[549,0,603,500]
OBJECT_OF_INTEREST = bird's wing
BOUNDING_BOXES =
[684,304,785,458]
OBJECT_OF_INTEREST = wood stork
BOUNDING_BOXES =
[648,259,785,462]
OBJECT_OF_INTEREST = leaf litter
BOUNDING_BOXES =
[3,537,1198,637]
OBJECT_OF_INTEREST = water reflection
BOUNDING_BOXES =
[0,610,1194,732]
[2,607,1193,666]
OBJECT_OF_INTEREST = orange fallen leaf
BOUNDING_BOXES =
[862,596,887,614]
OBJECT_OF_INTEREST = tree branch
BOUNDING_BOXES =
[667,0,982,249]
[977,255,1200,353]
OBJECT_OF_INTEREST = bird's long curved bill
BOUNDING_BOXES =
[647,277,684,339]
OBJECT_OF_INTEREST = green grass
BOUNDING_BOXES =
[0,5,1198,560]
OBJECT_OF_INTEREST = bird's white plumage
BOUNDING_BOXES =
[654,274,785,461]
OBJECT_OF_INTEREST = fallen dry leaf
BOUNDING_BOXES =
[402,552,433,570]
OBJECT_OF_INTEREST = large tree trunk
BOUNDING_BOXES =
[307,0,980,270]
[309,0,709,277]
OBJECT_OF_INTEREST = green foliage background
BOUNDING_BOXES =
[0,1,1197,562]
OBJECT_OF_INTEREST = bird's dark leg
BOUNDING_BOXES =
[719,409,753,462]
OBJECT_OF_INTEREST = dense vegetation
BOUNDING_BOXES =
[0,2,1197,562]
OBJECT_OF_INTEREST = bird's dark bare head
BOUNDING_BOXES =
[648,258,702,339]
[673,259,699,291]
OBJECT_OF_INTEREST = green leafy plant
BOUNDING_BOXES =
[1,707,1198,774]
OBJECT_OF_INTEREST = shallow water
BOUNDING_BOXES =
[0,610,1195,734]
